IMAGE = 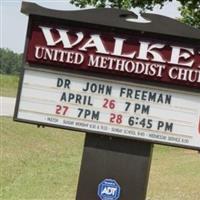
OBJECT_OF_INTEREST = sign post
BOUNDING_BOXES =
[76,134,153,200]
[14,2,200,200]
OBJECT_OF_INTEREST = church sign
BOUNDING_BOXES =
[14,2,200,150]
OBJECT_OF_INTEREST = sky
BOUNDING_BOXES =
[1,0,181,54]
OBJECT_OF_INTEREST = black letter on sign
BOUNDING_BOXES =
[57,78,71,89]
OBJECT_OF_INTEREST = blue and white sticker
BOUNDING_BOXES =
[97,179,121,200]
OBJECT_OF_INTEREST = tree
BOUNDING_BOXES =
[0,48,22,75]
[70,0,200,29]
[179,1,200,29]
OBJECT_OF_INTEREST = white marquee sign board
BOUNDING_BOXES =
[15,68,200,149]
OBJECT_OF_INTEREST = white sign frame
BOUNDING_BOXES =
[14,67,200,150]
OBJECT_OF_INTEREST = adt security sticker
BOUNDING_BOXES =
[97,179,121,200]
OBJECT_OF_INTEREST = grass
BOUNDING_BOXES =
[0,117,84,200]
[0,74,19,97]
[1,117,200,200]
[147,146,200,200]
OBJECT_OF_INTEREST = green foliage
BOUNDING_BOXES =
[0,48,23,75]
[179,1,200,29]
[70,0,200,28]
[70,0,169,9]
